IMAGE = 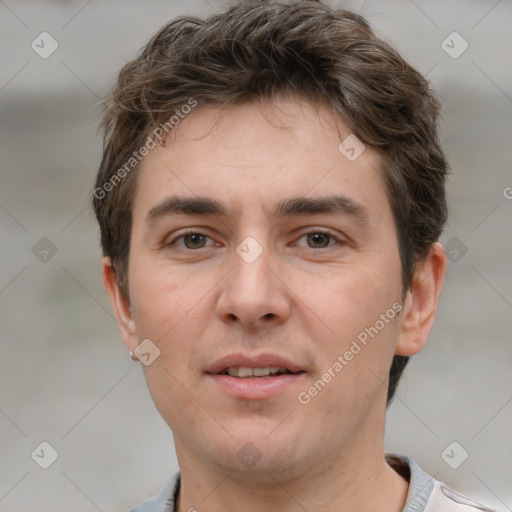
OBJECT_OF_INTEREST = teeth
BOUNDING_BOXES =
[225,366,289,378]
[252,367,271,377]
[238,367,254,378]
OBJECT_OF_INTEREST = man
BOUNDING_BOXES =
[92,1,495,510]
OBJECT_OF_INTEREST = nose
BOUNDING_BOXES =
[215,239,291,329]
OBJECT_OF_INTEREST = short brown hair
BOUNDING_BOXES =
[92,0,448,404]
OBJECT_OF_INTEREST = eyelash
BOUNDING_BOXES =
[167,229,344,250]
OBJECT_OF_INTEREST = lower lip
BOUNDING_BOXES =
[207,373,306,399]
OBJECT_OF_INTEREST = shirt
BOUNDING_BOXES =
[128,453,496,512]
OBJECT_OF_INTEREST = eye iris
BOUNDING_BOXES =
[184,233,206,249]
[307,233,330,248]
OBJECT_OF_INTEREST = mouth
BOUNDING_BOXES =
[218,366,302,378]
[205,354,307,399]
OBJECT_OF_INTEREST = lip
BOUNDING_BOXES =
[207,372,307,400]
[205,353,305,375]
[204,353,306,400]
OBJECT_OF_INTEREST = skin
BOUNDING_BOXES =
[103,95,446,512]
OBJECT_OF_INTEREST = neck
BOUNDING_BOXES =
[174,430,408,512]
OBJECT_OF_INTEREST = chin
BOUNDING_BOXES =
[204,427,307,479]
[212,451,306,484]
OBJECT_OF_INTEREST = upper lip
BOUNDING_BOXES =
[205,353,305,375]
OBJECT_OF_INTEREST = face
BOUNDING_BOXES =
[105,97,439,481]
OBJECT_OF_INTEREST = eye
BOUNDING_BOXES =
[169,232,215,250]
[167,230,343,251]
[297,231,340,249]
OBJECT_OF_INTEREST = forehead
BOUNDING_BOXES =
[133,97,389,221]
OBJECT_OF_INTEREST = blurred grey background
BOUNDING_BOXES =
[0,0,511,510]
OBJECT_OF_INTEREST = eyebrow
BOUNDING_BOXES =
[146,194,370,224]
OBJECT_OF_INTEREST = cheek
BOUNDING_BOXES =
[130,263,198,339]
[142,358,200,434]
[299,260,403,403]
[130,265,210,379]
[308,264,401,339]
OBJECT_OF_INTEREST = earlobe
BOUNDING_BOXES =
[102,257,138,351]
[395,242,447,356]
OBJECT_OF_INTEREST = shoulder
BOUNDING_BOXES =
[127,473,180,512]
[386,454,497,512]
[424,482,499,512]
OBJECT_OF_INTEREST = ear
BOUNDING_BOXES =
[395,242,447,356]
[102,257,138,353]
